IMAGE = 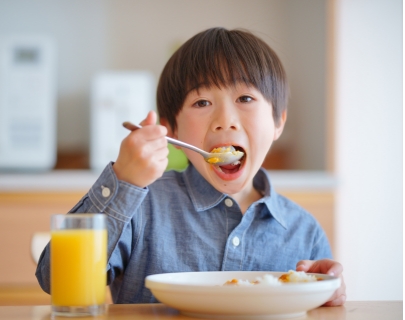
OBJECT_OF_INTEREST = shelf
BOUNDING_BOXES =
[0,169,336,192]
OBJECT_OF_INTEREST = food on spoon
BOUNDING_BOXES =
[207,146,244,165]
[206,157,221,164]
[223,271,319,287]
[211,147,232,153]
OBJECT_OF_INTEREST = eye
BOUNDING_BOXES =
[193,99,211,108]
[237,95,253,103]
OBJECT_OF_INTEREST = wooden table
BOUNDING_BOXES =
[0,301,401,320]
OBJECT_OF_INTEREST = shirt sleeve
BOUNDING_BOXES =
[35,162,148,294]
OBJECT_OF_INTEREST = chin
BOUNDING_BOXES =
[207,162,254,195]
[213,181,247,195]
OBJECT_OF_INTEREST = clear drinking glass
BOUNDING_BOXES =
[50,214,107,317]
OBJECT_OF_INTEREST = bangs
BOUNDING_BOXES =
[182,29,273,98]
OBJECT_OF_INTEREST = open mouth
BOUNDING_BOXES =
[215,146,246,174]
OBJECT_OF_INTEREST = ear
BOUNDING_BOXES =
[273,110,287,141]
[160,118,181,149]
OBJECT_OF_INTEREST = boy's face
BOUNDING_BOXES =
[164,83,286,197]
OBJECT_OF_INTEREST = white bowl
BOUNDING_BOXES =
[145,271,341,319]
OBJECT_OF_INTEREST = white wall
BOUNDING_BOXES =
[334,0,403,300]
[0,0,108,152]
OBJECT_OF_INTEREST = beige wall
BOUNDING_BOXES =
[0,0,328,170]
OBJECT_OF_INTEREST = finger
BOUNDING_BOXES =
[323,274,346,306]
[296,260,312,272]
[323,293,346,307]
[298,259,343,277]
[132,137,167,160]
[140,110,157,127]
[147,143,170,162]
[325,261,344,277]
[143,148,169,169]
[296,260,346,307]
[309,259,343,277]
[127,125,167,145]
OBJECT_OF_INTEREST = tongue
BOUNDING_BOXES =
[220,164,238,170]
[219,163,240,174]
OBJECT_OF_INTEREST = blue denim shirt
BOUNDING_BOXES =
[36,162,332,303]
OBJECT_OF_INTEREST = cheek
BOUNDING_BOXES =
[177,126,201,147]
[176,113,201,142]
[248,125,276,160]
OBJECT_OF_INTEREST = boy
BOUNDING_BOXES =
[36,27,346,306]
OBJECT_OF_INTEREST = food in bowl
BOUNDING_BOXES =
[278,270,319,283]
[223,273,281,286]
[223,270,319,286]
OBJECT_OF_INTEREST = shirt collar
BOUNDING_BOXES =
[182,164,227,211]
[182,165,287,229]
[253,169,287,229]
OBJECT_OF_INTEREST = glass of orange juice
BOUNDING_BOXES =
[50,214,107,317]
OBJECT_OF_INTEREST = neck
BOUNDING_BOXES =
[232,184,262,214]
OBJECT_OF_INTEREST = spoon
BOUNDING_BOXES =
[122,121,244,166]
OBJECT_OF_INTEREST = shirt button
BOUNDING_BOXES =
[225,198,233,207]
[232,236,240,247]
[102,187,111,198]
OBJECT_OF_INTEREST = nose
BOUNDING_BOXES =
[210,103,240,132]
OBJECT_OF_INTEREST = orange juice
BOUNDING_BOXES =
[51,229,107,306]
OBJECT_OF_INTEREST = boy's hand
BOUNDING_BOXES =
[113,111,169,188]
[296,259,346,306]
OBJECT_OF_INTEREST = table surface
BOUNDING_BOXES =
[0,301,402,320]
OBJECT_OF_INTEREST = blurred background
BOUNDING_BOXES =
[0,0,330,171]
[0,0,402,305]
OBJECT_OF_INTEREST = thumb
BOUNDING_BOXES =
[296,260,312,272]
[296,259,342,276]
[140,110,157,127]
